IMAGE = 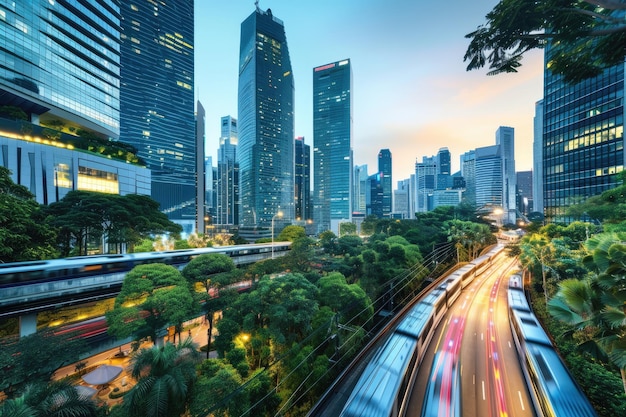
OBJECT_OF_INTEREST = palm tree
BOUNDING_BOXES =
[548,232,626,393]
[0,380,100,417]
[124,339,201,417]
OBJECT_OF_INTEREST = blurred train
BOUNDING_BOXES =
[0,242,292,288]
[339,244,504,417]
[507,274,597,417]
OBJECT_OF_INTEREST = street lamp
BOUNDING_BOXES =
[271,210,283,259]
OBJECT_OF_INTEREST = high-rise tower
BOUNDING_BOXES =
[0,0,121,139]
[238,6,294,228]
[496,126,516,224]
[217,116,239,227]
[295,136,311,222]
[378,149,392,217]
[119,0,195,231]
[313,59,353,233]
[542,45,624,222]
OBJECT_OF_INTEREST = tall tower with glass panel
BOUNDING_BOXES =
[119,0,195,231]
[0,1,129,201]
[378,149,392,217]
[238,6,294,228]
[496,126,516,224]
[0,0,120,140]
[295,136,311,222]
[542,45,624,222]
[217,116,238,227]
[313,59,353,233]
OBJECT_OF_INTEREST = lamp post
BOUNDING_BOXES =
[271,210,283,259]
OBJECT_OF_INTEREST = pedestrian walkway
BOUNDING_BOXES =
[53,317,218,407]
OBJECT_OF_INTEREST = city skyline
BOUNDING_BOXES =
[194,0,543,183]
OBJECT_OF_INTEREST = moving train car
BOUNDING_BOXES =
[0,242,292,288]
[339,244,503,417]
[508,284,597,417]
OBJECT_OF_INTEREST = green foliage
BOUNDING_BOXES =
[277,225,306,242]
[44,191,182,256]
[0,331,88,394]
[190,359,249,417]
[0,380,100,417]
[0,105,28,120]
[106,264,197,345]
[125,340,200,417]
[0,167,58,262]
[465,0,626,83]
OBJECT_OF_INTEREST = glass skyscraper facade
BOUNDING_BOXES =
[542,45,624,222]
[295,136,311,222]
[119,0,195,228]
[217,116,239,226]
[0,0,121,138]
[378,149,392,217]
[313,59,352,233]
[238,6,294,228]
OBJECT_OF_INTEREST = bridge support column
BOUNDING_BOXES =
[19,313,38,337]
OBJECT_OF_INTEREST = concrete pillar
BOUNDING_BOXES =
[19,313,38,337]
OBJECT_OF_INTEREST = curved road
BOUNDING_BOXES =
[407,255,535,417]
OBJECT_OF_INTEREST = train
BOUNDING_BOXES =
[507,274,597,417]
[339,244,504,417]
[0,242,292,288]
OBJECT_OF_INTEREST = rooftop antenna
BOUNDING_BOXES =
[255,0,260,11]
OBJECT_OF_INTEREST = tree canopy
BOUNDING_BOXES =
[465,0,626,83]
[0,167,57,262]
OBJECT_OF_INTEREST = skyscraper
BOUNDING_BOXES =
[436,147,452,190]
[353,165,368,214]
[496,126,516,224]
[533,100,544,215]
[313,59,353,233]
[238,6,294,228]
[119,0,195,232]
[217,116,239,227]
[415,156,436,213]
[0,0,120,139]
[378,149,392,217]
[474,144,503,210]
[295,136,311,222]
[196,101,206,234]
[542,45,624,222]
[460,150,476,205]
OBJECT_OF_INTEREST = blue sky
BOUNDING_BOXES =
[194,0,543,183]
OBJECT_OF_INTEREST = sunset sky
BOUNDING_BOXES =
[194,0,544,183]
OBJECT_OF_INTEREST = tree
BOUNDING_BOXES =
[277,225,306,242]
[106,264,197,345]
[124,339,201,417]
[189,359,249,417]
[549,232,626,393]
[0,167,58,262]
[465,0,626,83]
[182,254,237,358]
[0,330,88,395]
[0,380,100,417]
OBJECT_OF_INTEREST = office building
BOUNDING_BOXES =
[366,172,384,218]
[0,2,150,203]
[378,149,392,217]
[474,144,503,211]
[238,6,294,228]
[415,156,436,213]
[353,164,368,214]
[496,126,516,224]
[533,100,544,215]
[216,116,239,228]
[0,1,120,139]
[542,46,624,222]
[295,136,311,222]
[119,0,196,233]
[460,150,476,205]
[436,147,452,190]
[196,102,206,234]
[517,171,533,216]
[313,59,353,233]
[394,178,412,219]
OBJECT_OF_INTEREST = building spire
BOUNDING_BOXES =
[255,0,260,11]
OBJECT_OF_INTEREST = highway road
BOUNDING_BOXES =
[407,255,535,417]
